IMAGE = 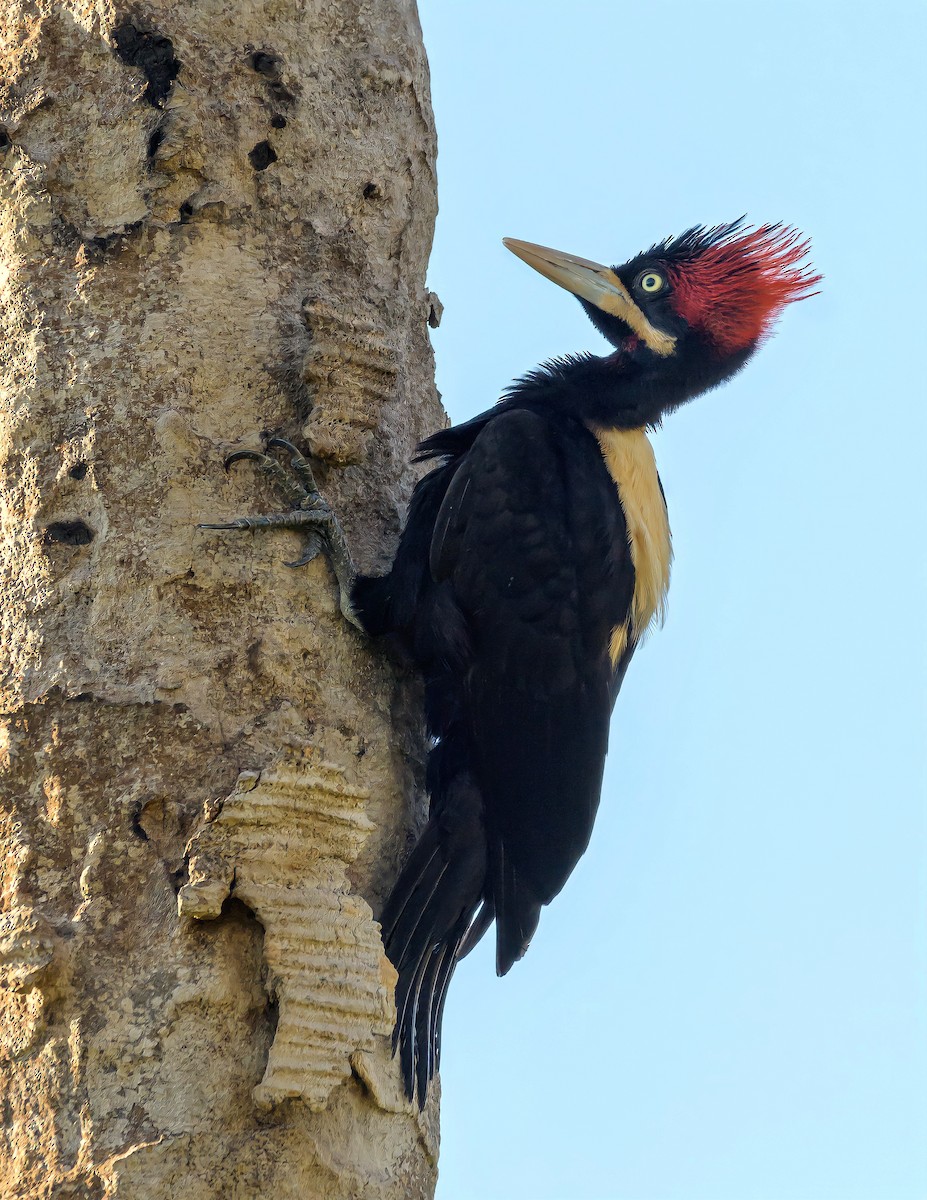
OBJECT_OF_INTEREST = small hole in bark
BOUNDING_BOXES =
[44,520,94,546]
[251,51,281,76]
[147,125,166,159]
[362,182,380,200]
[69,462,88,480]
[130,803,150,841]
[249,140,277,171]
[265,995,280,1040]
[112,22,180,108]
[0,127,10,153]
[270,113,287,129]
[178,200,194,222]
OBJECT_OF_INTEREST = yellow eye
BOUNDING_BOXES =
[637,271,665,294]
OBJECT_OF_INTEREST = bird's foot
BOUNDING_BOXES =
[199,437,362,629]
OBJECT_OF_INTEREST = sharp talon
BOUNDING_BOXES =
[203,436,358,626]
[265,437,319,492]
[284,535,323,568]
[224,450,267,471]
[284,550,320,568]
[265,437,303,458]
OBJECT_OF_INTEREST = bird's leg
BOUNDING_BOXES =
[199,437,362,629]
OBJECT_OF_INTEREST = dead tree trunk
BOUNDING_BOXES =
[0,1,441,1194]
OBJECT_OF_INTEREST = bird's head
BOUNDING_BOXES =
[504,220,820,426]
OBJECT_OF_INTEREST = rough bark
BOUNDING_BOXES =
[0,0,441,1195]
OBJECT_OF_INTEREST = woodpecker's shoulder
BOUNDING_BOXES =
[414,407,500,463]
[416,398,610,472]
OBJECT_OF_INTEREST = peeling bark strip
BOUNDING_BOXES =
[301,299,401,464]
[0,0,440,1196]
[179,740,396,1112]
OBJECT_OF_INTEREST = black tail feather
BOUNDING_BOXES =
[414,940,454,1103]
[394,947,428,1090]
[381,771,487,1104]
[381,835,448,972]
[457,899,495,960]
[493,840,543,977]
[430,938,459,1075]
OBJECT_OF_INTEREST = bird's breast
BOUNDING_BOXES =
[587,424,673,666]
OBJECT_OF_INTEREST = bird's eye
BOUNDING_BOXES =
[637,271,666,295]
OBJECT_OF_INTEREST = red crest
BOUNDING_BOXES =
[666,222,821,352]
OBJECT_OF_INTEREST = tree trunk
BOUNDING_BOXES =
[0,1,441,1195]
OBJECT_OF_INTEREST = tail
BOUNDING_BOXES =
[379,771,488,1106]
[490,837,543,977]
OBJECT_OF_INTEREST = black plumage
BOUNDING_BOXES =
[352,221,820,1104]
[357,406,635,1102]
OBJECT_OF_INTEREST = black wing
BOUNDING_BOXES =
[431,408,634,973]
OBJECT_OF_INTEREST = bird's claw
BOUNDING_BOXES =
[199,436,361,629]
[198,517,253,531]
[283,538,323,569]
[202,438,327,565]
[223,449,266,471]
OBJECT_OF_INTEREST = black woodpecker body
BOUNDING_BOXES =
[353,220,820,1105]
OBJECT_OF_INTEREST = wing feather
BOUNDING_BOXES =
[430,409,633,964]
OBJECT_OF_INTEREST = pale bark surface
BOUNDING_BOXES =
[0,0,442,1195]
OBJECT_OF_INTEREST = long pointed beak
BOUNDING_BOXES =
[503,238,676,357]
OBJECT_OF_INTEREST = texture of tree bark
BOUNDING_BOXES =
[0,1,442,1195]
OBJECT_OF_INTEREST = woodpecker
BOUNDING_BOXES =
[202,218,819,1107]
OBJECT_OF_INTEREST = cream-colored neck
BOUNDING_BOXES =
[587,424,673,666]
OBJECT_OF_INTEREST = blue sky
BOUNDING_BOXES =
[417,3,927,1199]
